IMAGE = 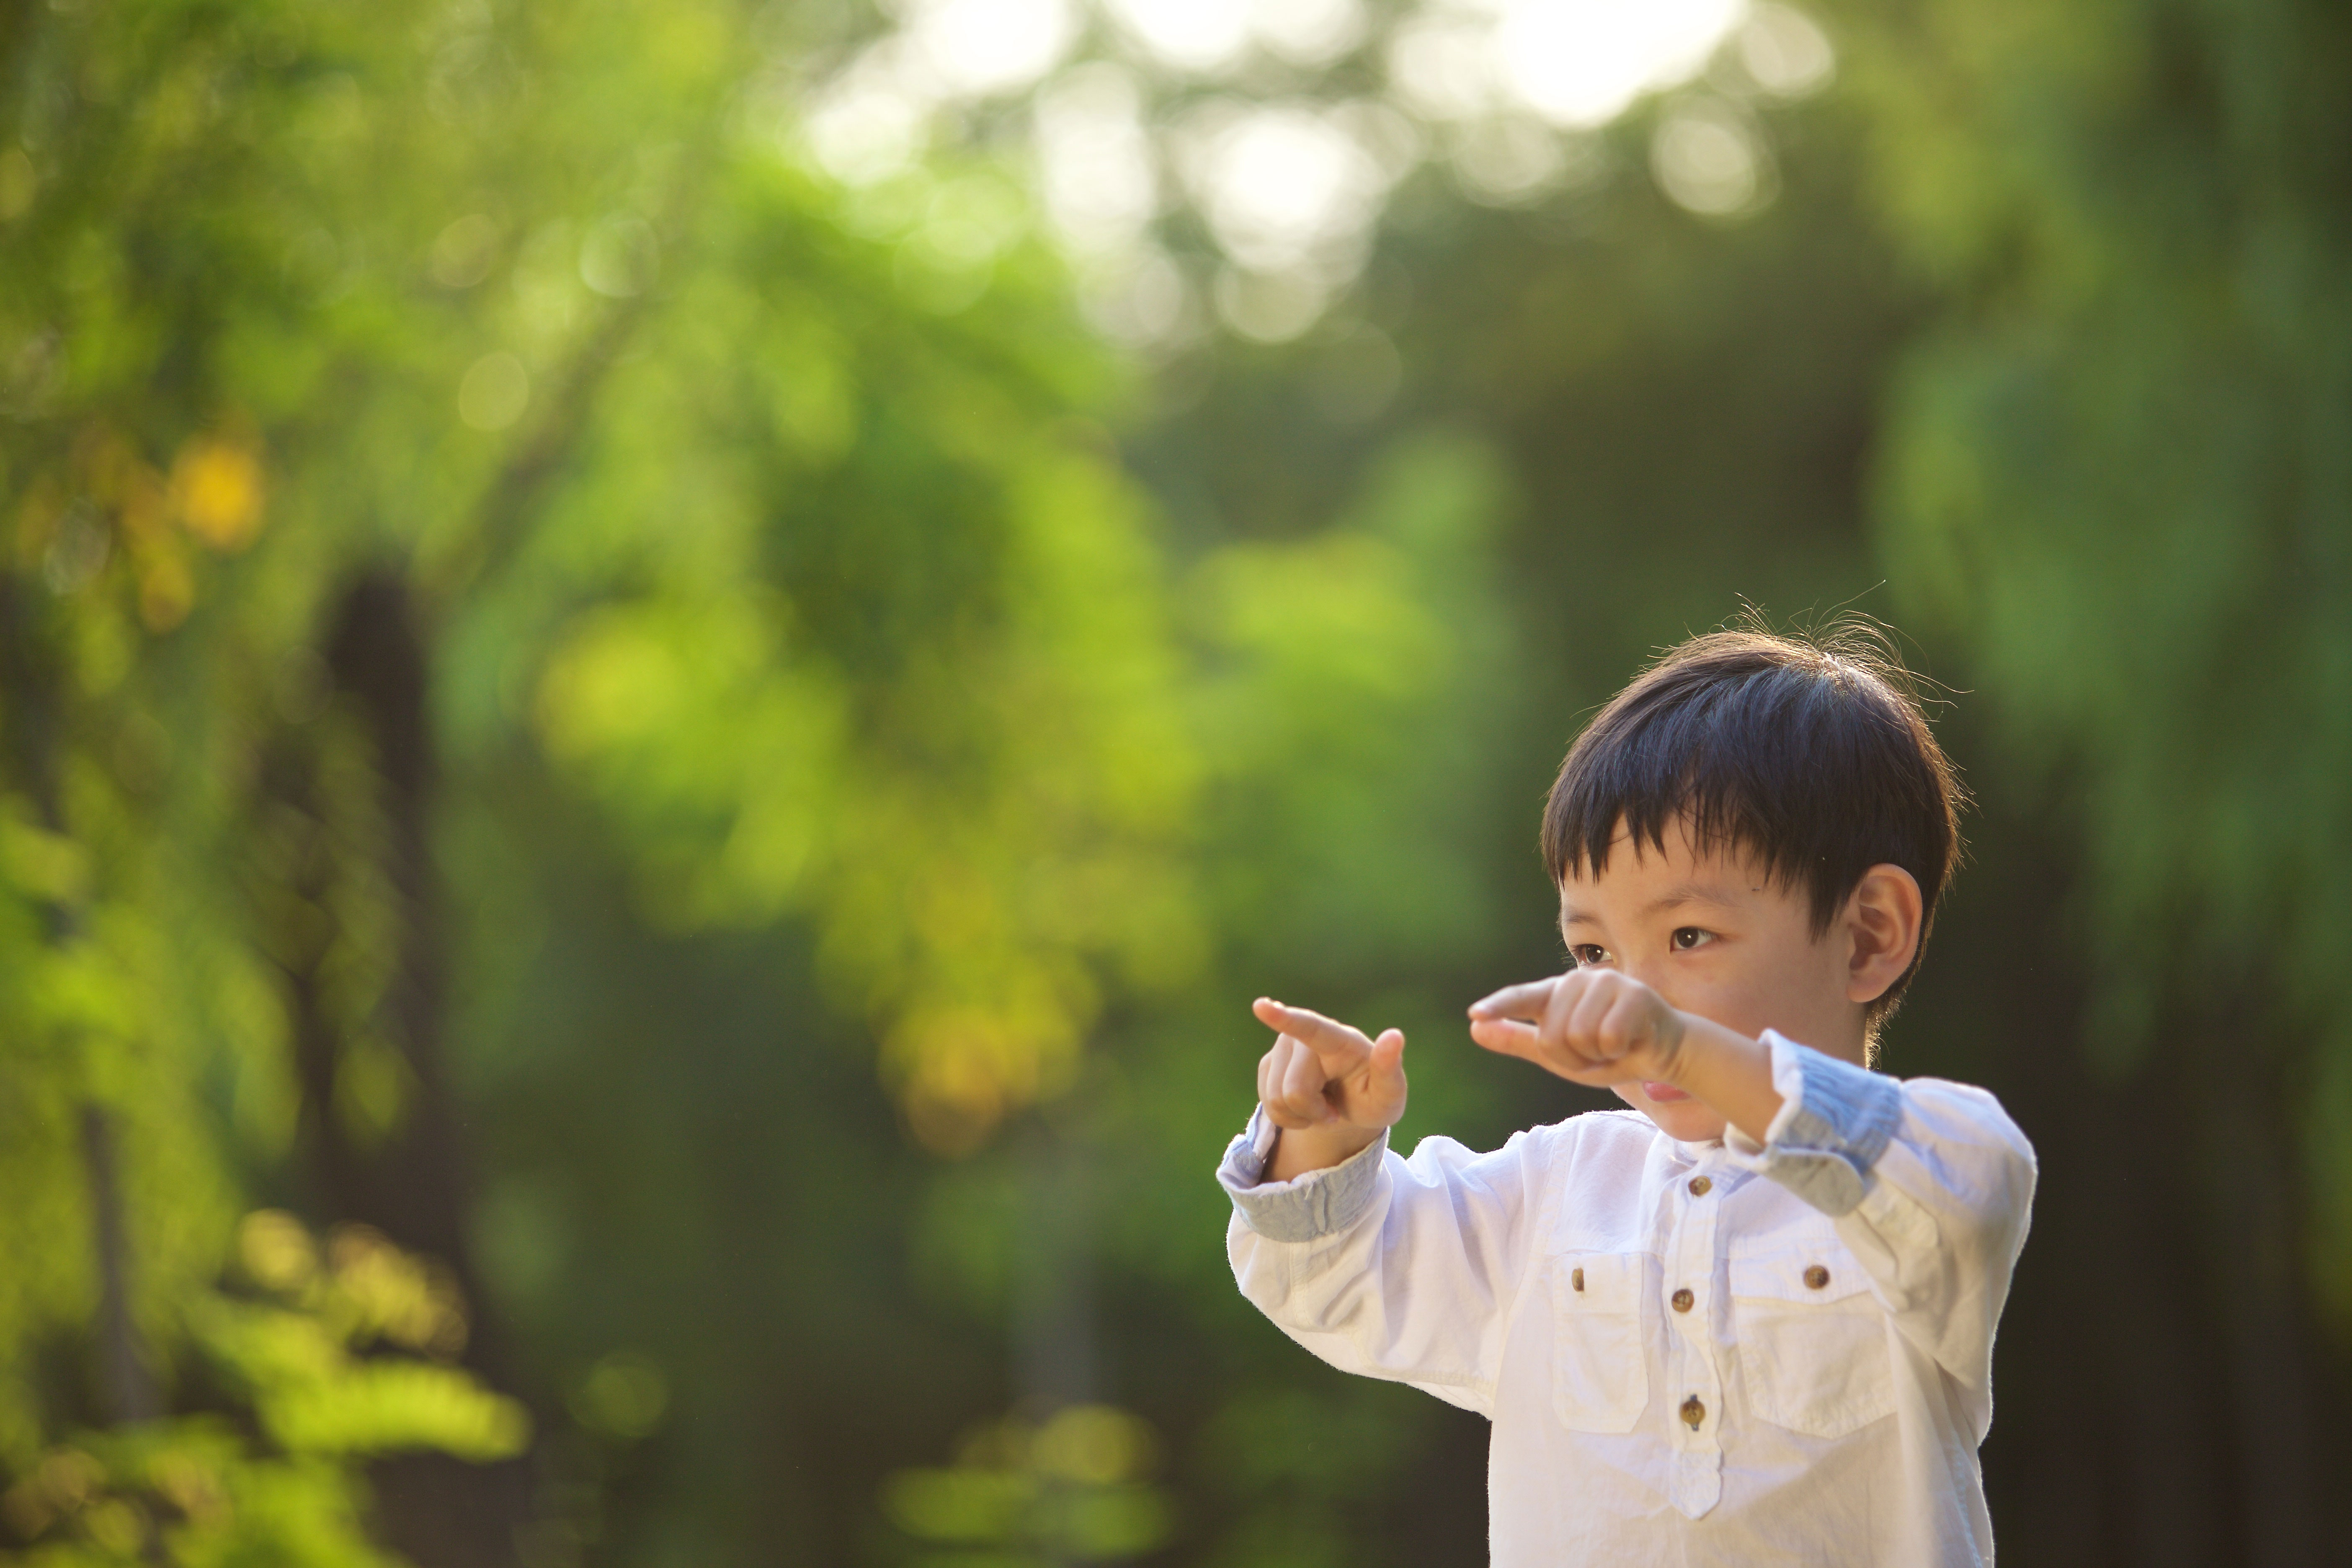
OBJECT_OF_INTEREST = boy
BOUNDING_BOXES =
[1217,628,2036,1565]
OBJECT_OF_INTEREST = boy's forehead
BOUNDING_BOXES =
[1581,818,1768,879]
[1557,824,1777,920]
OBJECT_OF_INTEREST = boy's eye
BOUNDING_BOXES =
[1671,928,1713,951]
[1571,945,1613,967]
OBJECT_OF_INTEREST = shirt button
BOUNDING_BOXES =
[1804,1264,1831,1290]
[1680,1395,1706,1429]
[1671,1287,1694,1313]
[1687,1176,1712,1197]
[1571,1267,1585,1293]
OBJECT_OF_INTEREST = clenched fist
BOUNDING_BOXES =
[1465,967,1689,1088]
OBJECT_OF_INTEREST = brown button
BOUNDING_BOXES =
[1671,1288,1694,1313]
[1680,1395,1706,1429]
[1571,1267,1585,1293]
[1687,1176,1712,1197]
[1804,1264,1830,1291]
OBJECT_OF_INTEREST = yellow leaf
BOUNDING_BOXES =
[171,436,266,552]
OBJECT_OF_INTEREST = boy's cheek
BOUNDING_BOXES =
[1654,977,1770,1042]
[1640,970,1725,1019]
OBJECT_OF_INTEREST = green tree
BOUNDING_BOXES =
[1834,0,2352,1559]
[0,0,1210,1558]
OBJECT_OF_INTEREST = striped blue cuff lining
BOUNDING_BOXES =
[1216,1106,1388,1243]
[1751,1031,1903,1217]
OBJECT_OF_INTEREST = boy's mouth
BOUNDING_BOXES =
[1640,1081,1692,1103]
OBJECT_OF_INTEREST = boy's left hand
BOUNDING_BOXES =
[1466,969,1688,1088]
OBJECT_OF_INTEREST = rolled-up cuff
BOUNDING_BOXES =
[1216,1107,1389,1243]
[1731,1032,1902,1217]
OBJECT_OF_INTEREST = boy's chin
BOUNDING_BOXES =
[1614,1084,1730,1143]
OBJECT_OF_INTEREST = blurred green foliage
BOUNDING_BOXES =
[2,0,2347,1564]
[880,1404,1170,1565]
[1,0,1228,1553]
[1831,0,2352,1302]
[1,1213,524,1565]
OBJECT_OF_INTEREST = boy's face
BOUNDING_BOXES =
[1557,816,1868,1144]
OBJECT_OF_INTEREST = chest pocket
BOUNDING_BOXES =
[1728,1233,1893,1439]
[1547,1251,1650,1433]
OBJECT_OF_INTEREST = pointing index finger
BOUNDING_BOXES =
[1467,977,1563,1023]
[1468,1015,1544,1061]
[1252,998,1372,1064]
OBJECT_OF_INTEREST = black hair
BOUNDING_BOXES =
[1541,619,1965,1025]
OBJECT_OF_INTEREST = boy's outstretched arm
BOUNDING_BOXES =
[1222,997,1549,1420]
[1462,969,1787,1141]
[1248,998,1408,1183]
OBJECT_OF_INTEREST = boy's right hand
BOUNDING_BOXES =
[1251,998,1407,1182]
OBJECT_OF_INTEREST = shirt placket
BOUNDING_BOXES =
[1661,1154,1727,1517]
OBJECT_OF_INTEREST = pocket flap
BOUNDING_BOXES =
[1553,1250,1646,1312]
[1547,1250,1651,1434]
[1728,1239,1870,1305]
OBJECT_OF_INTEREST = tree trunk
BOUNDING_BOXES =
[0,574,161,1435]
[274,568,534,1568]
[81,1106,160,1426]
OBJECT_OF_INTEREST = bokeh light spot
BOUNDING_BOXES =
[1256,0,1368,66]
[429,213,501,289]
[1737,2,1834,97]
[572,1353,671,1439]
[908,0,1077,96]
[458,351,531,431]
[579,214,660,297]
[1450,116,1573,204]
[1214,266,1327,343]
[0,148,34,221]
[1652,101,1765,215]
[172,435,266,550]
[238,1209,320,1294]
[1498,0,1747,129]
[1033,63,1159,255]
[1104,0,1255,75]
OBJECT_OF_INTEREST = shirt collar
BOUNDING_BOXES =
[1663,1132,1761,1195]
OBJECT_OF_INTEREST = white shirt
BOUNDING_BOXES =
[1218,1032,2037,1567]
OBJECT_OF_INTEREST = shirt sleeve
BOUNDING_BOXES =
[1216,1106,1545,1418]
[1730,1031,2038,1432]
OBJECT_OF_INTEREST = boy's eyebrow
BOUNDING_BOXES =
[1559,883,1749,927]
[1648,882,1748,912]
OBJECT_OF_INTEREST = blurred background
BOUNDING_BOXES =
[1,0,2347,1563]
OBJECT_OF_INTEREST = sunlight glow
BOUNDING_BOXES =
[1033,63,1160,253]
[1496,0,1747,127]
[803,42,936,185]
[1386,13,1501,121]
[1252,0,1368,67]
[1177,101,1394,276]
[1103,0,1256,74]
[908,0,1078,96]
[1101,0,1368,75]
[795,0,1834,340]
[1387,0,1748,126]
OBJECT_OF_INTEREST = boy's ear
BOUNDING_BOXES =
[1844,864,1924,1006]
